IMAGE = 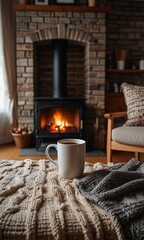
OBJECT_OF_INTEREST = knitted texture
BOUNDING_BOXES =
[0,160,123,240]
[121,82,144,126]
[77,158,144,240]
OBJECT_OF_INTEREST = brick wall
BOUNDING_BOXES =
[15,10,106,150]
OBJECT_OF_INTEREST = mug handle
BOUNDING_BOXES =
[45,144,58,166]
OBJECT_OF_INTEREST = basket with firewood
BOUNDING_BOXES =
[11,125,33,148]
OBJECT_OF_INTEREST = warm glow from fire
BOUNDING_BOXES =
[46,109,76,133]
[40,108,78,133]
[53,111,63,126]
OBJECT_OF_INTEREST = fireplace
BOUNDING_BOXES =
[15,8,106,150]
[34,38,85,149]
[35,97,84,149]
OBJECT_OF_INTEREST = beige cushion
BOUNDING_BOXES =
[121,83,144,126]
[112,126,144,146]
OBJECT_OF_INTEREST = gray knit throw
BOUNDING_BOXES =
[77,158,144,240]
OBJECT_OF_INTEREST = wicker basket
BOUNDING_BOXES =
[11,133,32,148]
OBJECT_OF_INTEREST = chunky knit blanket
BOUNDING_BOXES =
[77,158,144,240]
[0,159,123,240]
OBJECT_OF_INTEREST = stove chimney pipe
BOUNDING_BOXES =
[52,40,68,98]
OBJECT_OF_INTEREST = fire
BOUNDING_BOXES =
[50,110,70,132]
[53,111,64,127]
[40,108,78,133]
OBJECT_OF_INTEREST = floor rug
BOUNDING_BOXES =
[19,145,105,157]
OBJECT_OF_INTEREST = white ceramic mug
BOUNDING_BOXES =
[45,138,86,179]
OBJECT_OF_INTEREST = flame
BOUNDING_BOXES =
[40,108,77,133]
[53,111,63,126]
[50,110,69,132]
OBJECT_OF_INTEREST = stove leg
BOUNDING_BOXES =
[36,138,42,150]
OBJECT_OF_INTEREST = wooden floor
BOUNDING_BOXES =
[0,142,143,164]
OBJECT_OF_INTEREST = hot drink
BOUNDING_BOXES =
[62,142,77,144]
[45,138,86,179]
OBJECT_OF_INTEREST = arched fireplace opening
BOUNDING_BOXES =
[34,39,85,149]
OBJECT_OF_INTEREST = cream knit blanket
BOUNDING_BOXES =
[0,159,123,240]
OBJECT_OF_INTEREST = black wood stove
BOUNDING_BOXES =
[34,39,85,149]
[34,97,84,149]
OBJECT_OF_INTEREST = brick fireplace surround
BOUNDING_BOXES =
[15,6,106,150]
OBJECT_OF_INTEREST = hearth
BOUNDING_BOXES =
[15,7,106,150]
[34,97,84,149]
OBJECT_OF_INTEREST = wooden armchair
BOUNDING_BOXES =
[104,112,144,163]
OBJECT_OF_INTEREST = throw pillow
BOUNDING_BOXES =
[121,82,144,126]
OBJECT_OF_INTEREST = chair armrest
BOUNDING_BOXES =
[104,111,127,120]
[104,111,127,163]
